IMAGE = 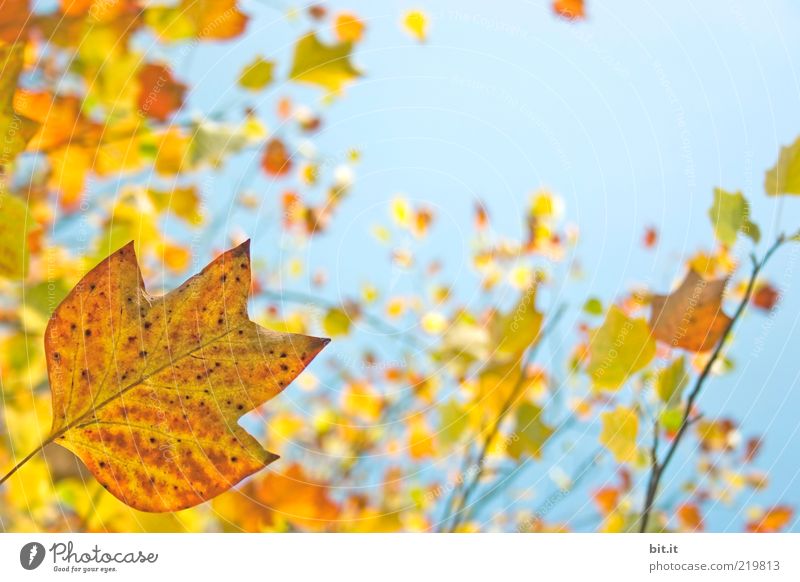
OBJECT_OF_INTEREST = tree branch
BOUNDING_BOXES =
[638,235,786,532]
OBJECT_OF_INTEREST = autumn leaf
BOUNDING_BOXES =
[137,63,187,122]
[213,463,339,532]
[145,0,249,42]
[655,356,688,406]
[0,43,38,162]
[0,194,31,279]
[765,136,800,196]
[507,402,554,460]
[238,56,275,91]
[587,306,655,389]
[44,241,329,512]
[261,137,293,176]
[600,405,639,463]
[746,506,794,533]
[289,32,360,93]
[553,0,586,21]
[334,12,366,43]
[0,0,30,44]
[401,10,428,42]
[642,226,658,249]
[649,269,732,353]
[677,503,704,531]
[751,282,779,311]
[491,286,543,361]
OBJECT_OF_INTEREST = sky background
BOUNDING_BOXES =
[62,0,800,530]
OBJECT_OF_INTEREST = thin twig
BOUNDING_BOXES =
[638,235,786,532]
[442,304,567,532]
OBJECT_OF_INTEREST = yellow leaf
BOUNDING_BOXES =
[289,32,360,93]
[587,306,655,389]
[0,194,31,279]
[47,146,92,209]
[492,287,543,360]
[600,405,639,463]
[507,402,554,460]
[322,307,352,337]
[145,0,248,42]
[765,136,800,196]
[42,242,329,512]
[655,356,688,406]
[343,381,383,422]
[402,10,428,42]
[148,186,204,226]
[238,56,275,91]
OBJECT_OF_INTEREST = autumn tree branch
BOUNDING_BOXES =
[638,234,788,533]
[441,304,567,532]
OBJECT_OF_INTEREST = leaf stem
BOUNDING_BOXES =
[0,436,55,487]
[638,234,786,532]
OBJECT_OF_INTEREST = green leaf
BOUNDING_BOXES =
[600,405,639,463]
[289,32,360,93]
[439,400,469,446]
[507,402,554,460]
[583,297,603,316]
[587,306,655,390]
[239,56,275,91]
[765,137,800,196]
[0,195,31,279]
[659,407,684,433]
[708,188,758,246]
[25,279,71,316]
[655,356,688,406]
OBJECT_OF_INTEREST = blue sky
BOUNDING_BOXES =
[141,0,800,530]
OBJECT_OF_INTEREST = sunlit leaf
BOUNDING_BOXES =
[507,402,554,460]
[334,12,366,43]
[145,0,248,42]
[402,10,428,42]
[289,32,360,93]
[46,242,329,511]
[587,306,655,389]
[238,56,275,91]
[137,63,187,122]
[746,506,794,533]
[708,188,759,246]
[553,0,586,21]
[765,136,800,196]
[649,269,731,353]
[655,356,688,406]
[600,405,639,463]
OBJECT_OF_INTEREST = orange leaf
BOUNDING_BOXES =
[593,487,619,515]
[751,282,779,312]
[649,269,732,352]
[137,63,187,122]
[553,0,586,21]
[747,506,794,533]
[0,0,31,44]
[677,503,704,531]
[261,137,292,177]
[334,12,366,43]
[45,242,329,511]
